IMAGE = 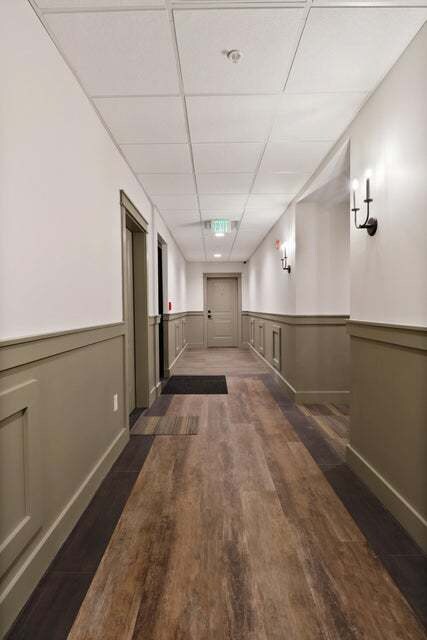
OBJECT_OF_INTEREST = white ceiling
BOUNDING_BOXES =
[33,0,427,262]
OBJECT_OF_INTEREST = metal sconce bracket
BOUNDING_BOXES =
[281,255,291,273]
[352,199,378,236]
[352,176,378,236]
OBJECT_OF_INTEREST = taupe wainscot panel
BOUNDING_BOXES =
[0,380,42,581]
[272,325,281,370]
[148,315,161,405]
[163,312,188,377]
[257,320,265,355]
[0,323,128,637]
[347,321,427,553]
[242,311,350,404]
[185,312,204,350]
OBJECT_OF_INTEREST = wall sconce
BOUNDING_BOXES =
[351,171,378,236]
[280,243,291,273]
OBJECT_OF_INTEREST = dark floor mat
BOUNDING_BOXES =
[162,375,228,395]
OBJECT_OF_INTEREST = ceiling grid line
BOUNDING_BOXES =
[166,0,208,259]
[26,0,191,264]
[227,0,314,259]
[32,0,427,261]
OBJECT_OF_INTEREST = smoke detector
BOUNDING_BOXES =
[224,49,243,64]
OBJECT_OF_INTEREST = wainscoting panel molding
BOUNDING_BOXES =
[347,320,427,552]
[163,313,188,378]
[185,312,204,350]
[0,380,42,579]
[0,326,128,637]
[148,316,161,406]
[257,321,265,355]
[272,325,281,371]
[242,311,350,404]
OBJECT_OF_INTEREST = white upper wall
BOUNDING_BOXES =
[186,262,248,311]
[349,22,427,326]
[246,205,296,315]
[0,0,187,339]
[248,23,427,327]
[295,198,350,316]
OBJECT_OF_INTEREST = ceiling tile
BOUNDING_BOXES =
[138,174,196,195]
[246,194,290,211]
[46,11,179,95]
[196,173,253,195]
[242,209,283,226]
[174,8,304,93]
[287,7,427,93]
[38,1,166,6]
[272,92,367,141]
[260,140,332,173]
[192,143,263,174]
[94,97,187,143]
[199,194,248,214]
[229,253,248,262]
[170,226,203,243]
[231,233,264,259]
[185,252,206,262]
[151,194,198,210]
[201,211,244,223]
[252,172,309,195]
[204,233,236,255]
[187,95,279,143]
[121,144,192,174]
[161,211,200,228]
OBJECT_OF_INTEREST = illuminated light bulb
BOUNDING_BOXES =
[215,232,225,237]
[365,168,373,179]
[352,179,359,191]
[214,253,222,258]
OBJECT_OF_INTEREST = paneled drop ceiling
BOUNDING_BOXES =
[32,0,427,261]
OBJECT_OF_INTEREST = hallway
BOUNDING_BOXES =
[2,2,427,638]
[9,349,425,639]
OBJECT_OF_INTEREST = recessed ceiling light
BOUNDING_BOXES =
[215,232,225,237]
[214,253,222,258]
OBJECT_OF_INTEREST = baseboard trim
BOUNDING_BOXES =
[347,444,427,554]
[165,343,187,378]
[149,381,162,406]
[248,344,350,404]
[248,344,296,399]
[295,390,351,403]
[186,342,205,350]
[0,428,129,638]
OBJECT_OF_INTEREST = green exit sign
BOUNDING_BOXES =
[211,219,231,234]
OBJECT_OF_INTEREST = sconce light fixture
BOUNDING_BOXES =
[351,170,378,236]
[280,243,291,273]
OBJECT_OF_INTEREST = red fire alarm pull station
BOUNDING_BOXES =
[168,301,172,311]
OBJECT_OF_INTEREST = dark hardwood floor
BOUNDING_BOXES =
[7,349,427,639]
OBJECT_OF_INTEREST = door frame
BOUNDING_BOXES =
[157,233,167,380]
[203,273,242,348]
[120,190,150,418]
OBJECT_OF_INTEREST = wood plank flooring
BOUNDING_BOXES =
[299,403,349,460]
[66,349,426,640]
[173,347,270,375]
